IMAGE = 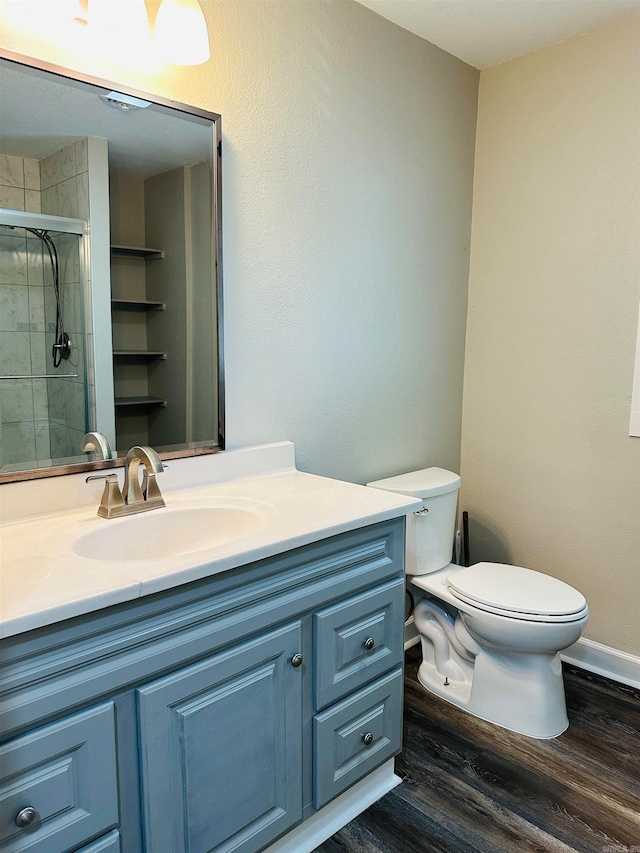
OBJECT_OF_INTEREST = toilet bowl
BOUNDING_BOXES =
[367,468,589,739]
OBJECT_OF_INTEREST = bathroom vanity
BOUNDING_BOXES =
[0,443,421,853]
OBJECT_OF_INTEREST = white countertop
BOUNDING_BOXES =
[0,443,421,638]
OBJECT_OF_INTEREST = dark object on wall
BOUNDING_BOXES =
[462,510,470,567]
[405,587,415,622]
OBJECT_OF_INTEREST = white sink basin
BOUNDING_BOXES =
[72,505,264,562]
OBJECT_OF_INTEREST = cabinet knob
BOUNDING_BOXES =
[362,732,374,746]
[364,637,375,651]
[15,807,38,828]
[291,653,303,668]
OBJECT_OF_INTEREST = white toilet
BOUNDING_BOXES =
[367,467,589,739]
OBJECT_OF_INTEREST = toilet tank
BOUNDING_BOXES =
[367,467,461,575]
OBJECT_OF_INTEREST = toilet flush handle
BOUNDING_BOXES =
[414,508,429,516]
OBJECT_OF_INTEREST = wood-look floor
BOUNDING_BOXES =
[315,646,640,853]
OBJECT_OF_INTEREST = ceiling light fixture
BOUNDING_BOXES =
[153,0,211,66]
[86,0,151,53]
[72,0,89,26]
[100,91,152,111]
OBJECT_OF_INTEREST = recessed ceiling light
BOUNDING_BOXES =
[100,91,151,111]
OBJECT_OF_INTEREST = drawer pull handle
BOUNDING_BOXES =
[291,653,304,668]
[15,807,38,828]
[364,637,375,651]
[362,732,374,746]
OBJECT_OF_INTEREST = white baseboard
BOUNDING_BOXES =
[404,615,420,650]
[561,637,640,689]
[264,760,401,853]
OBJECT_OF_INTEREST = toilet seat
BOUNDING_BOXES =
[447,562,588,623]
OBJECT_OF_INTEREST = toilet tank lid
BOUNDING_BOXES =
[367,467,460,498]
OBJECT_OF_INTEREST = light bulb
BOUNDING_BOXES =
[153,0,210,66]
[86,0,151,54]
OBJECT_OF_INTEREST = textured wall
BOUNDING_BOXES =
[462,16,640,655]
[0,0,479,483]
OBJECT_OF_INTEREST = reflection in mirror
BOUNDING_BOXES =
[0,53,223,480]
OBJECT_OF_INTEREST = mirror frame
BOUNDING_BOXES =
[0,49,225,483]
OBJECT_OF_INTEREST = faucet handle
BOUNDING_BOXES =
[86,473,126,518]
[143,470,164,504]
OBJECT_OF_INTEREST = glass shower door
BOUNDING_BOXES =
[0,220,89,471]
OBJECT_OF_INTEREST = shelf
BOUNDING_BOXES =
[111,298,165,311]
[115,396,166,409]
[111,244,164,260]
[113,350,166,360]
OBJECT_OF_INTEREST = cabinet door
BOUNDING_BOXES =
[137,623,303,853]
[75,830,121,852]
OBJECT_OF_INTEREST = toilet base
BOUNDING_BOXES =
[417,646,569,739]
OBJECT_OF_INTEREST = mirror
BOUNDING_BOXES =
[0,51,223,481]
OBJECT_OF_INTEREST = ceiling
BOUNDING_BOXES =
[354,0,640,68]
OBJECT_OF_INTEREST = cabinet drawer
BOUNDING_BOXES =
[314,578,404,710]
[76,830,121,852]
[0,703,118,853]
[313,668,403,809]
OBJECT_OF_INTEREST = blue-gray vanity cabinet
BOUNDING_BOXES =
[313,577,405,711]
[75,831,121,852]
[0,518,406,853]
[0,704,119,853]
[313,668,403,808]
[137,623,304,853]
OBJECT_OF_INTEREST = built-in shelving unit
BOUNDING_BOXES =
[113,350,166,360]
[110,244,164,260]
[111,298,165,311]
[115,396,166,408]
[110,228,168,449]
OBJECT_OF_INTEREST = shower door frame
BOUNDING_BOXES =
[0,208,97,467]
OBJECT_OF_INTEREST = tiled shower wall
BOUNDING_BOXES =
[46,231,87,461]
[0,151,41,214]
[40,140,89,221]
[42,140,92,460]
[0,144,88,469]
[0,228,51,467]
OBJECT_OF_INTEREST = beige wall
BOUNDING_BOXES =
[462,16,640,655]
[0,1,479,484]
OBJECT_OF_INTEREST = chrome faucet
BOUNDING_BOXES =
[86,445,166,519]
[123,446,166,510]
[81,431,113,461]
